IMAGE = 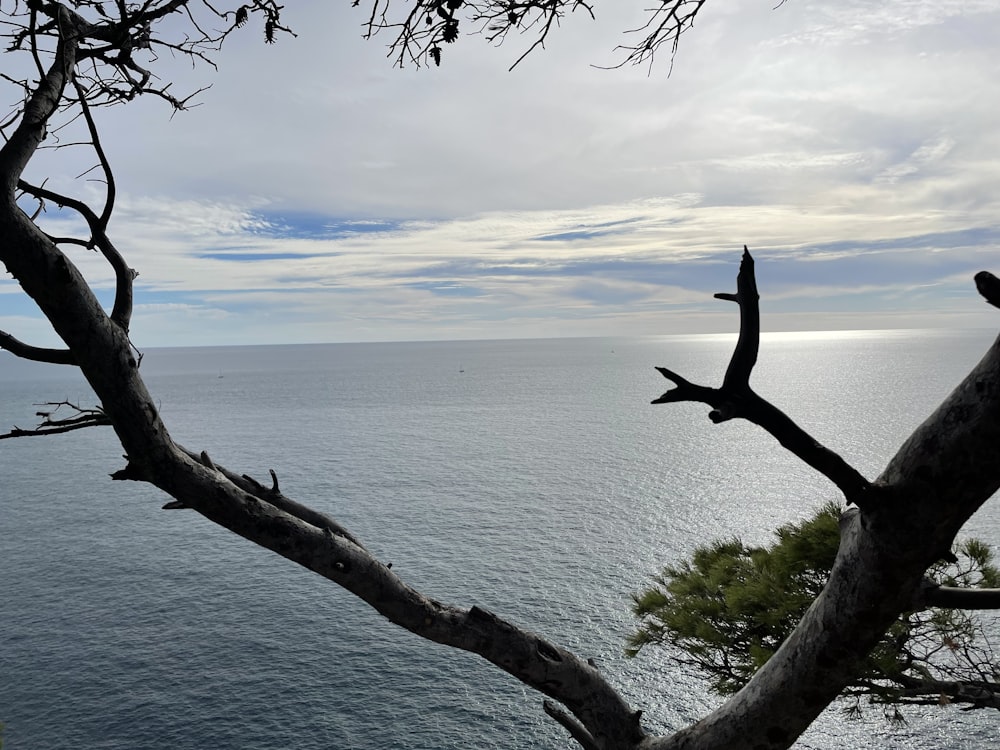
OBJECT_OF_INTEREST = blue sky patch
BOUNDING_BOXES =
[531,217,648,243]
[197,252,333,262]
[407,281,485,297]
[254,212,404,240]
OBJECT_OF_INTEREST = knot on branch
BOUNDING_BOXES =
[536,639,563,662]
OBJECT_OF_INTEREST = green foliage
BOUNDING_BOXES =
[628,503,1000,710]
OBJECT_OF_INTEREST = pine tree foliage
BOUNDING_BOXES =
[628,503,1000,712]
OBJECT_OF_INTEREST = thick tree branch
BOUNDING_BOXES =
[174,445,370,551]
[107,446,648,749]
[0,4,82,187]
[0,328,75,363]
[652,249,873,507]
[975,271,1000,310]
[647,315,1000,749]
[921,585,1000,610]
[715,247,759,391]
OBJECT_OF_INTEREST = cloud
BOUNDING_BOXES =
[2,1,999,345]
[876,136,956,184]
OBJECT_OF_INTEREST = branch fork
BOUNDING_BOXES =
[653,248,874,507]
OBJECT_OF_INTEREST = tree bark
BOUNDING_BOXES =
[642,332,1000,750]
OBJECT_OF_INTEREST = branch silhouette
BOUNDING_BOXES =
[653,248,874,507]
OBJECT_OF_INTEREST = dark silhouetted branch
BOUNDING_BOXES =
[17,178,136,330]
[975,271,1000,310]
[0,400,109,439]
[716,247,759,391]
[652,248,873,507]
[602,0,707,74]
[921,585,1000,610]
[0,329,75,364]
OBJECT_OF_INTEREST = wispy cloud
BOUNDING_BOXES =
[2,1,999,346]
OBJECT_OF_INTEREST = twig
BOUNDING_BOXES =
[0,400,109,439]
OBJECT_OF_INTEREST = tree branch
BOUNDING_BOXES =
[975,271,1000,310]
[890,671,1000,711]
[174,445,370,551]
[0,400,109,439]
[0,328,75,363]
[106,446,648,748]
[17,175,136,330]
[715,247,759,391]
[602,0,708,73]
[0,3,82,186]
[921,585,1000,610]
[652,248,873,507]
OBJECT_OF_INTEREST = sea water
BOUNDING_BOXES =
[2,330,999,749]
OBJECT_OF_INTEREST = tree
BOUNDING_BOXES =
[628,502,1000,715]
[2,3,1000,749]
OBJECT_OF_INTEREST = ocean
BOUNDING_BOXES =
[2,330,999,749]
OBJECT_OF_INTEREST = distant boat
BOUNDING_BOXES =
[459,365,465,373]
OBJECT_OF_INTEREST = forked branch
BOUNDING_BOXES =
[17,176,136,330]
[0,400,109,439]
[652,248,873,507]
[605,0,707,74]
[355,1,706,71]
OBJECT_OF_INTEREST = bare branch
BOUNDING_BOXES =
[652,249,873,507]
[922,585,1000,610]
[889,671,1000,711]
[0,400,109,439]
[17,178,136,329]
[600,0,708,74]
[975,271,1000,310]
[0,328,75,364]
[358,2,595,70]
[353,1,711,72]
[715,247,759,391]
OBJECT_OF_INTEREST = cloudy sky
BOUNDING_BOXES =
[4,0,1000,346]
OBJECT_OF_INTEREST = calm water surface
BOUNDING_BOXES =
[2,331,999,749]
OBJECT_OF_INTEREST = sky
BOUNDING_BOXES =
[4,0,1000,347]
